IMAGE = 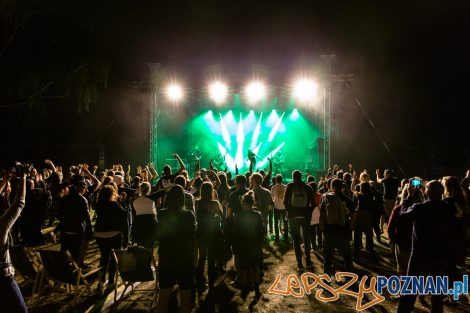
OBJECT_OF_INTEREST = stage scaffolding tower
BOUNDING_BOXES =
[149,63,161,166]
[320,54,335,171]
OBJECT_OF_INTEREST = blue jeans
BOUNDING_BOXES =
[288,217,311,266]
[0,275,27,313]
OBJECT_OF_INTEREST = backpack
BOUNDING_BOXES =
[322,192,347,226]
[291,184,308,208]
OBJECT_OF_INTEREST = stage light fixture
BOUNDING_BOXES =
[208,81,229,104]
[290,109,300,121]
[293,78,318,103]
[245,81,266,104]
[165,83,184,102]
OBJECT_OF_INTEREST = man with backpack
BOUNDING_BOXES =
[320,178,355,275]
[284,170,315,271]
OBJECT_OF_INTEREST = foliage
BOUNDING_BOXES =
[0,0,111,115]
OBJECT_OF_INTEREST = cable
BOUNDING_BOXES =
[343,80,406,177]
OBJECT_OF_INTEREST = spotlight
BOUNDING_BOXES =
[245,81,266,104]
[290,108,300,121]
[208,81,229,104]
[165,83,183,102]
[293,78,318,103]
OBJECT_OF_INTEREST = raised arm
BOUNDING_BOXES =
[194,157,200,178]
[125,164,131,182]
[376,169,385,184]
[209,159,215,172]
[351,172,359,196]
[173,153,186,173]
[0,171,7,194]
[149,163,158,180]
[1,167,27,236]
[82,164,101,192]
[45,159,57,173]
[208,170,221,189]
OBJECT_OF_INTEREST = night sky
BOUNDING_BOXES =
[1,0,469,177]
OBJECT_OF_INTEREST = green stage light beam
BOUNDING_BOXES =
[237,113,245,144]
[235,114,245,168]
[253,142,262,155]
[204,110,213,119]
[266,109,279,127]
[289,109,299,121]
[244,110,256,133]
[217,142,236,171]
[257,142,286,168]
[250,113,263,149]
[224,110,236,134]
[268,112,285,142]
[219,113,231,147]
[203,110,220,134]
[245,141,263,167]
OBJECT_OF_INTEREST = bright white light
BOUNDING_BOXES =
[293,78,318,103]
[165,83,183,102]
[245,81,266,103]
[208,81,228,104]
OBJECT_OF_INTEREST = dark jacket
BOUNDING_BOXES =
[399,199,455,258]
[388,199,415,251]
[94,201,129,241]
[157,208,196,270]
[232,208,264,268]
[58,192,92,238]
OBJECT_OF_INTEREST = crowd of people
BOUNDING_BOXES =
[0,155,469,313]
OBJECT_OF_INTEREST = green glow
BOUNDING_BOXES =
[266,109,279,126]
[219,113,231,147]
[224,110,236,134]
[290,109,299,121]
[250,113,263,149]
[235,114,245,168]
[189,106,321,173]
[217,142,236,170]
[258,142,285,168]
[268,112,285,142]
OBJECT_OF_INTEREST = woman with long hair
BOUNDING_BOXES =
[195,181,223,292]
[94,185,128,287]
[217,172,230,222]
[388,182,424,276]
[156,185,195,313]
[352,181,375,260]
[232,190,264,300]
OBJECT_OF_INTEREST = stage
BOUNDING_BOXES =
[153,106,322,177]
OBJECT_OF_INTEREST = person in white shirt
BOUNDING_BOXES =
[271,174,288,241]
[132,182,164,247]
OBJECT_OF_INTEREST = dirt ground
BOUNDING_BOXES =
[23,232,470,313]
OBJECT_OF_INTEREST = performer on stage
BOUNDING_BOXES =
[273,150,285,175]
[247,150,258,172]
